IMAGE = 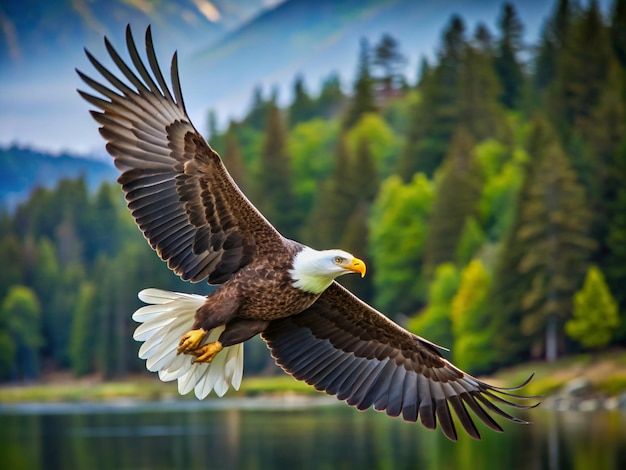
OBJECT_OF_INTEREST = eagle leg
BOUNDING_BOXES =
[192,341,223,363]
[177,329,207,355]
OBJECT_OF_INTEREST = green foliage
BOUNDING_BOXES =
[455,217,486,266]
[289,75,316,126]
[256,103,298,236]
[2,3,625,381]
[346,113,400,177]
[495,3,524,108]
[451,260,495,372]
[372,33,407,94]
[0,285,42,379]
[423,128,483,274]
[566,267,619,350]
[407,263,460,349]
[344,38,377,128]
[370,174,434,314]
[288,118,339,216]
[69,282,96,376]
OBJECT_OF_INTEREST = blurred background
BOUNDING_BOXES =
[1,0,625,468]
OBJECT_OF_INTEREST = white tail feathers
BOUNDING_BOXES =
[132,288,244,399]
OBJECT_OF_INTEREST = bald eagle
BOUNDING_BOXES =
[77,26,535,441]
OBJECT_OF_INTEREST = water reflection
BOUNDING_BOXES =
[1,400,625,469]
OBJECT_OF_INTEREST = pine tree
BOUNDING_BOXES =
[304,135,351,247]
[423,129,483,275]
[256,103,298,236]
[491,118,594,363]
[610,0,626,68]
[535,0,575,92]
[372,33,407,96]
[344,38,377,128]
[495,3,524,108]
[69,282,96,376]
[244,85,269,130]
[566,266,619,350]
[289,74,315,126]
[223,123,248,192]
[315,73,344,118]
[460,33,506,141]
[606,142,626,316]
[548,1,611,139]
[400,17,467,178]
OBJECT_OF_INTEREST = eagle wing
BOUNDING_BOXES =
[262,282,536,441]
[77,27,286,284]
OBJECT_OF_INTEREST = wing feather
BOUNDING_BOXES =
[262,283,537,441]
[78,26,286,283]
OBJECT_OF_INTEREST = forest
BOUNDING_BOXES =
[0,0,624,382]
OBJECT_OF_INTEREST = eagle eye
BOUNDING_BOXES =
[334,256,345,264]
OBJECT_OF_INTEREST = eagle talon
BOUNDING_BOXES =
[177,329,206,355]
[192,341,223,363]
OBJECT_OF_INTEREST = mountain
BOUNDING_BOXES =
[0,146,116,209]
[0,0,274,69]
[185,0,555,116]
[0,0,278,153]
[1,0,612,153]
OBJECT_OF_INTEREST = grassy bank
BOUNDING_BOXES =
[1,350,626,403]
[489,349,626,397]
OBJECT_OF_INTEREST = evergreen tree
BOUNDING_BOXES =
[610,0,626,68]
[534,0,575,92]
[244,85,269,130]
[0,286,42,379]
[495,3,524,108]
[566,266,619,350]
[372,33,407,95]
[223,123,248,192]
[548,1,611,139]
[490,119,594,363]
[401,16,467,178]
[606,142,626,316]
[69,282,96,376]
[289,74,315,126]
[474,23,494,53]
[460,34,507,141]
[344,38,377,128]
[423,129,483,275]
[314,73,344,118]
[256,103,298,236]
[304,134,355,248]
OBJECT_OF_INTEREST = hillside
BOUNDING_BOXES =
[0,146,115,209]
[186,0,552,113]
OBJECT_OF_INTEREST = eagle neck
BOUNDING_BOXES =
[289,247,335,294]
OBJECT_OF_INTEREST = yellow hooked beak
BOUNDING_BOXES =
[347,257,367,278]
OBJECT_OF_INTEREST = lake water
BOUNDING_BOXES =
[1,397,625,470]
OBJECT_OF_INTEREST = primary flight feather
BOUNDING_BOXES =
[77,26,535,441]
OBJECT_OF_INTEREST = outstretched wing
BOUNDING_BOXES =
[262,283,536,441]
[77,26,286,284]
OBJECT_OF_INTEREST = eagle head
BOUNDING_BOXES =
[290,247,366,294]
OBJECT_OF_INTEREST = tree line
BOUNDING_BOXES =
[0,0,624,381]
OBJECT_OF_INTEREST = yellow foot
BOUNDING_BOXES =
[192,341,223,364]
[177,329,206,355]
